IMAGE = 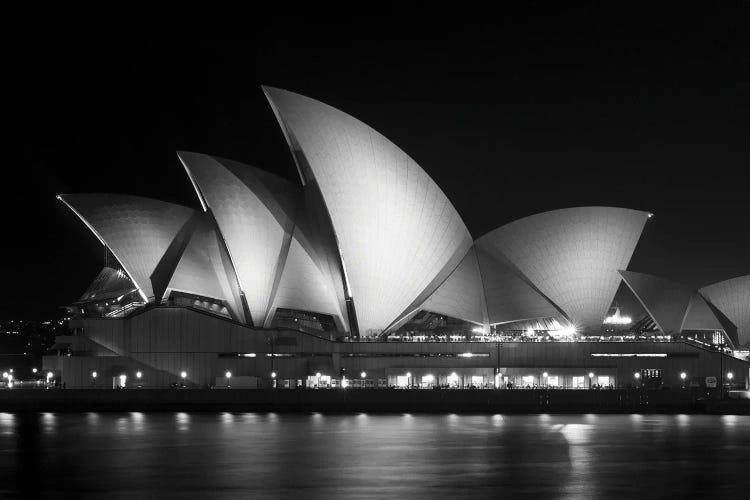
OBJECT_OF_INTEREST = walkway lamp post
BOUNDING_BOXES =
[588,372,595,389]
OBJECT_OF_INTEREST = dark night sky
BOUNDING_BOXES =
[3,4,750,319]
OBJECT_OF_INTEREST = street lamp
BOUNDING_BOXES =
[32,368,38,374]
[588,372,595,389]
[727,372,734,389]
[361,371,367,379]
[680,372,686,380]
[271,371,277,379]
[406,372,412,389]
[180,371,187,379]
[92,371,97,378]
[136,371,142,379]
[225,371,232,388]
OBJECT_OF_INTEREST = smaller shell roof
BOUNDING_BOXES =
[77,267,136,304]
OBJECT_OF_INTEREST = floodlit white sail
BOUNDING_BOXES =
[477,207,650,333]
[264,86,473,335]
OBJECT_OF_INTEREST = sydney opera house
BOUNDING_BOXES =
[44,87,750,390]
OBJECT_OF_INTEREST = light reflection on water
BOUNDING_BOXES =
[2,413,750,499]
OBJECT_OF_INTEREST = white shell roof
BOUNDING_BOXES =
[59,194,196,302]
[417,247,488,326]
[264,86,473,335]
[165,213,246,322]
[265,228,346,327]
[700,276,750,346]
[682,292,725,333]
[474,245,562,325]
[178,151,299,326]
[619,270,695,334]
[477,207,649,333]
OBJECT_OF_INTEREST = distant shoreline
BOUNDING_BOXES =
[2,388,749,414]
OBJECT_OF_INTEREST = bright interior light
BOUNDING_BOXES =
[543,372,548,378]
[423,374,434,383]
[47,372,53,379]
[316,372,321,378]
[406,372,411,378]
[603,308,632,325]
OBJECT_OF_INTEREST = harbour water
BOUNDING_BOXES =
[1,412,749,498]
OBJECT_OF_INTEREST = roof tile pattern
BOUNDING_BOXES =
[59,194,195,301]
[478,207,649,332]
[418,247,488,326]
[178,152,299,326]
[701,276,750,346]
[264,87,473,335]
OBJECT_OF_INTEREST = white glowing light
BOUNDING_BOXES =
[680,372,687,380]
[588,372,595,379]
[180,371,187,379]
[603,309,632,325]
[225,371,232,379]
[360,371,367,379]
[136,371,142,379]
[727,372,734,380]
[458,352,474,358]
[92,371,97,378]
[634,372,641,379]
[271,371,277,379]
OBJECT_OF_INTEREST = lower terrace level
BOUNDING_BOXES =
[41,306,750,391]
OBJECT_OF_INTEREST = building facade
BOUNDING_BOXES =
[45,87,750,389]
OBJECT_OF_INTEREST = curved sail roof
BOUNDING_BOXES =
[477,207,650,333]
[265,229,347,328]
[264,86,473,335]
[165,213,246,322]
[178,151,299,326]
[77,267,137,304]
[619,271,695,334]
[475,245,562,325]
[700,276,750,346]
[58,194,196,302]
[417,247,488,327]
